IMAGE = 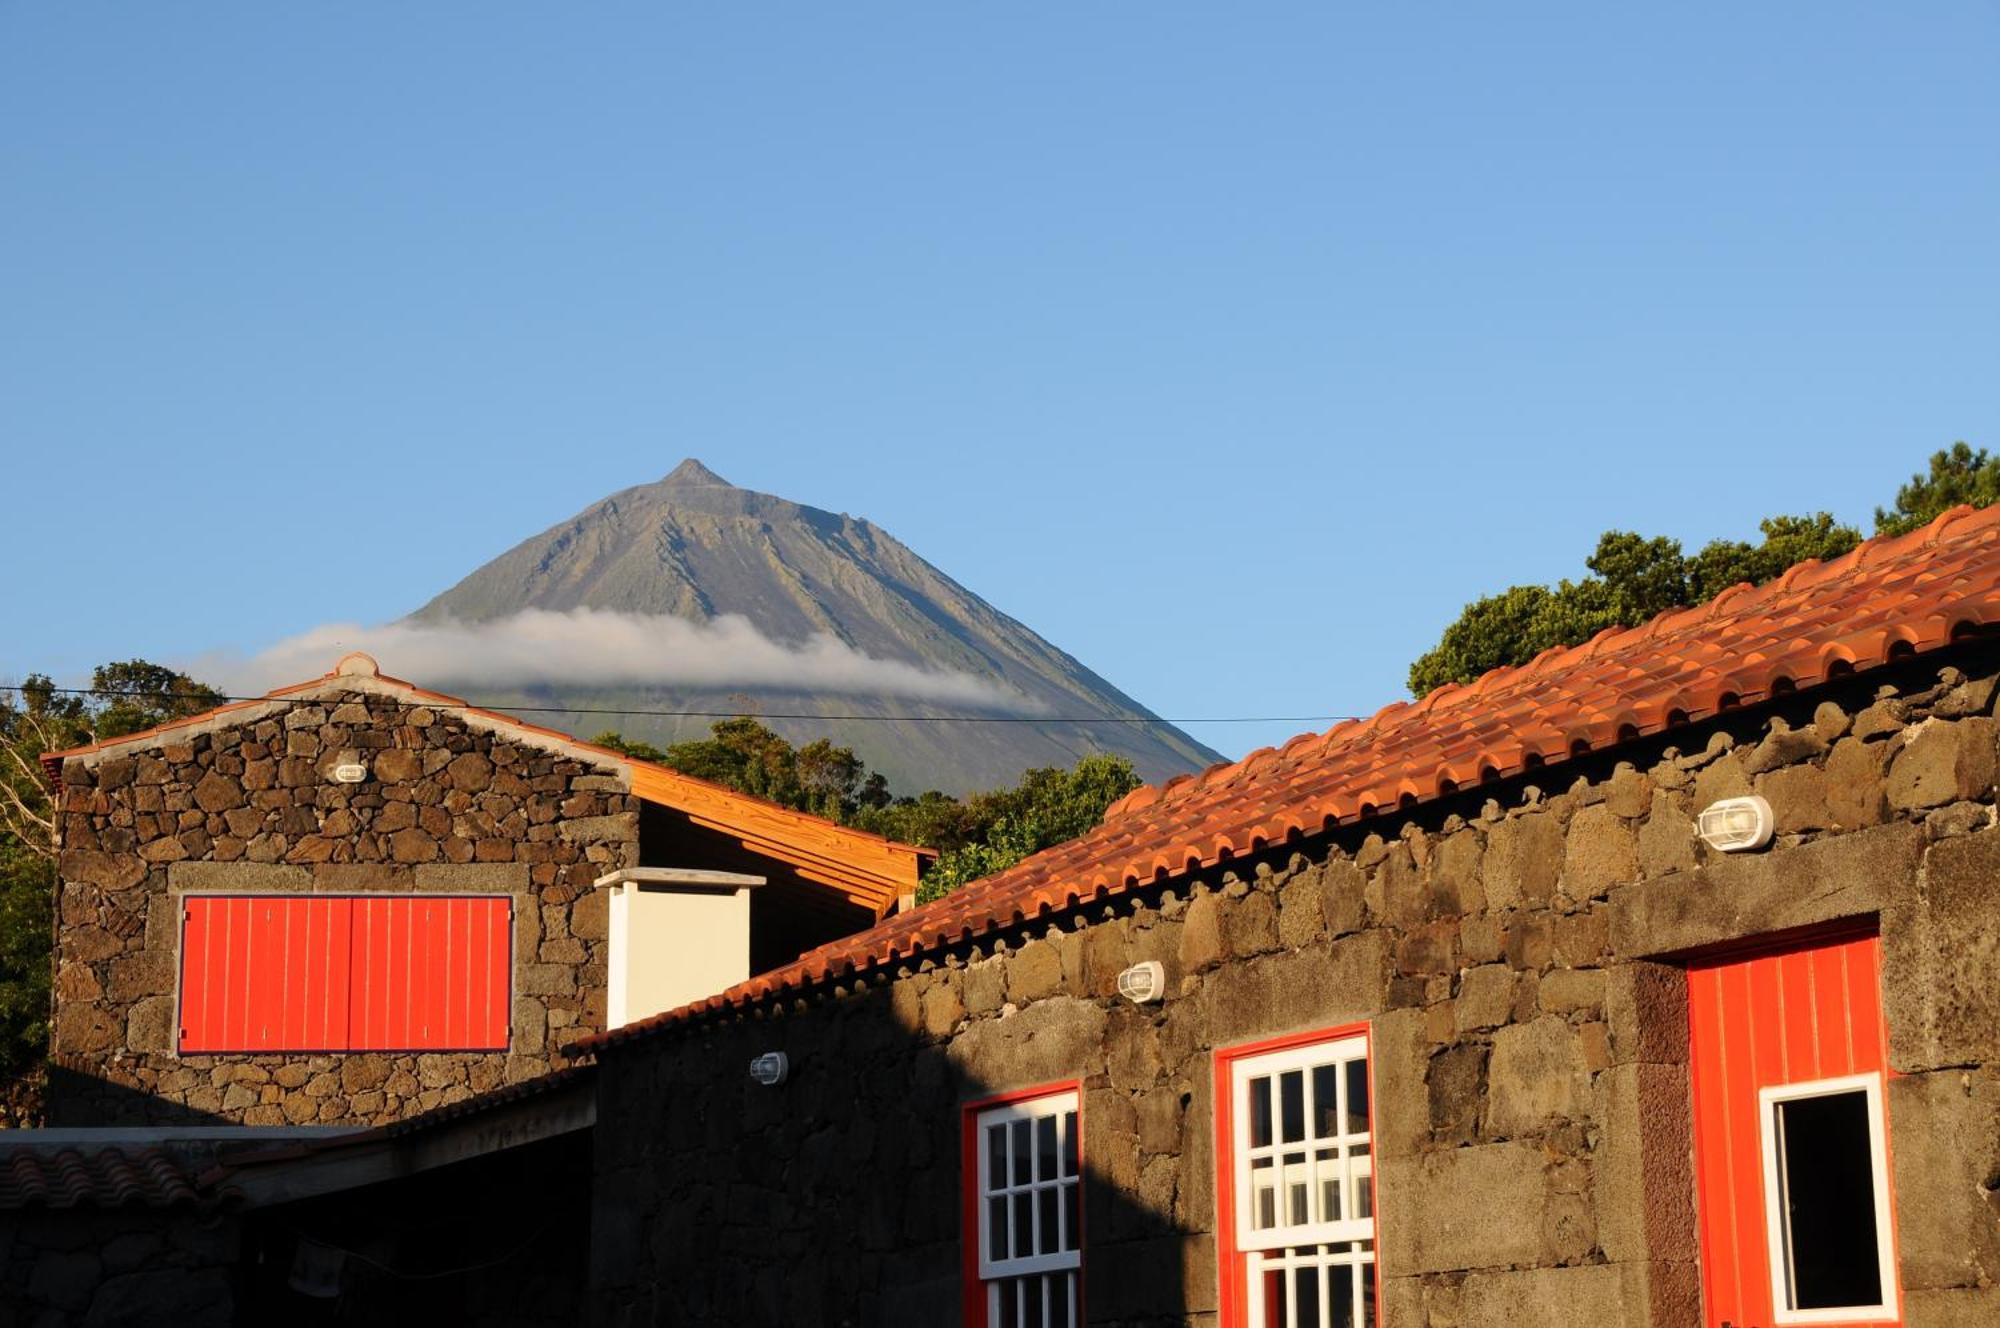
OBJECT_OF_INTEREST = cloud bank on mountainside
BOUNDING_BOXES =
[208,609,1039,712]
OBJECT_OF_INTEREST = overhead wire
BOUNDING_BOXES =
[0,682,1362,729]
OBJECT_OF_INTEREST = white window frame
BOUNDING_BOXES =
[1229,1035,1374,1251]
[1223,1033,1376,1328]
[1757,1072,1900,1326]
[974,1090,1082,1296]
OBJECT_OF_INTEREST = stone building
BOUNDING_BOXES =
[41,651,925,1128]
[578,506,2000,1327]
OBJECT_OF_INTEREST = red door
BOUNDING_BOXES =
[1688,933,1901,1328]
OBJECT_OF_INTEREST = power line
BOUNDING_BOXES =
[0,682,1361,729]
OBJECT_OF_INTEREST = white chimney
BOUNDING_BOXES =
[594,868,767,1028]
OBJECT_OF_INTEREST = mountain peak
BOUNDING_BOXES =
[661,458,732,488]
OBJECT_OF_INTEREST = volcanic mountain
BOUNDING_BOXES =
[409,461,1220,794]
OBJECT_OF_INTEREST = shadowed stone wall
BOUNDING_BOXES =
[589,652,2000,1327]
[50,688,639,1126]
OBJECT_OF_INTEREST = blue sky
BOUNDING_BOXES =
[3,4,1995,764]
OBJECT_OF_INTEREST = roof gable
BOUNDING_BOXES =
[43,653,926,911]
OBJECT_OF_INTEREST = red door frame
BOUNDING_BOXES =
[1213,1021,1382,1327]
[1688,926,1902,1328]
[960,1079,1086,1327]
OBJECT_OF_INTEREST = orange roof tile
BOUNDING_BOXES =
[580,503,2000,1052]
[0,1145,203,1210]
[43,654,927,912]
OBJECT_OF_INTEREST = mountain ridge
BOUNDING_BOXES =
[409,462,1221,794]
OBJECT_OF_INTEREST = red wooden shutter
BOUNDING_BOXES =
[348,895,511,1050]
[178,895,511,1053]
[179,895,353,1052]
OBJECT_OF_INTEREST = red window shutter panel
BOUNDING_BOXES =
[345,895,511,1052]
[179,896,511,1054]
[179,896,352,1053]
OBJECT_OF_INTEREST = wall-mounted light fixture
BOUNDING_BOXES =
[331,762,368,784]
[749,1051,789,1087]
[1116,960,1166,1004]
[1696,795,1775,853]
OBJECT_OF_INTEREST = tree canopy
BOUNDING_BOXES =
[592,718,1138,903]
[1407,444,1988,697]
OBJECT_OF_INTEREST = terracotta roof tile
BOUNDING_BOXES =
[0,1145,203,1210]
[580,503,2000,1053]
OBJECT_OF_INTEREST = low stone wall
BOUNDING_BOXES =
[589,655,2000,1327]
[0,1206,236,1326]
[51,689,639,1127]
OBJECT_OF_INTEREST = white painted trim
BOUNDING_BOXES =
[607,884,629,1030]
[1228,1035,1373,1254]
[974,1091,1082,1284]
[1757,1072,1900,1325]
[593,867,767,891]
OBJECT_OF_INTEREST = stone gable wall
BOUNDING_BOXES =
[50,688,639,1126]
[589,655,2000,1328]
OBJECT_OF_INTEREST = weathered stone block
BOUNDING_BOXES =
[919,978,964,1037]
[1637,789,1699,877]
[1378,1141,1549,1273]
[1457,1264,1627,1325]
[1889,718,1997,811]
[945,997,1108,1091]
[1485,1016,1589,1137]
[1429,1043,1488,1144]
[1003,939,1064,1005]
[1595,1061,1697,1266]
[1608,822,1918,959]
[1178,889,1225,972]
[66,850,146,891]
[1538,966,1606,1016]
[126,995,176,1053]
[1487,814,1566,910]
[559,813,638,846]
[1827,735,1893,827]
[1455,964,1514,1033]
[1199,932,1389,1046]
[1885,826,2000,1071]
[1320,859,1366,936]
[1888,1068,2000,1294]
[1430,830,1486,915]
[1560,804,1639,900]
[1605,962,1688,1066]
[1758,762,1832,832]
[1222,891,1280,958]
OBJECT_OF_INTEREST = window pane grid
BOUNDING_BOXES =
[1238,1040,1372,1250]
[1247,1242,1375,1328]
[976,1092,1082,1297]
[1230,1036,1376,1327]
[988,1270,1078,1328]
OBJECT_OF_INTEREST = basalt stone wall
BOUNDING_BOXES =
[0,1204,237,1327]
[50,687,639,1127]
[590,653,2000,1328]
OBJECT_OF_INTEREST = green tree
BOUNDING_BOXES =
[1398,444,2000,697]
[1876,442,2000,536]
[0,661,222,1089]
[903,754,1140,903]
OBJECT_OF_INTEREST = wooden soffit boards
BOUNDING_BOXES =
[625,763,926,917]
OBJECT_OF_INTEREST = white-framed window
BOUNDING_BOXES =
[971,1089,1081,1328]
[1758,1072,1899,1325]
[1224,1033,1375,1327]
